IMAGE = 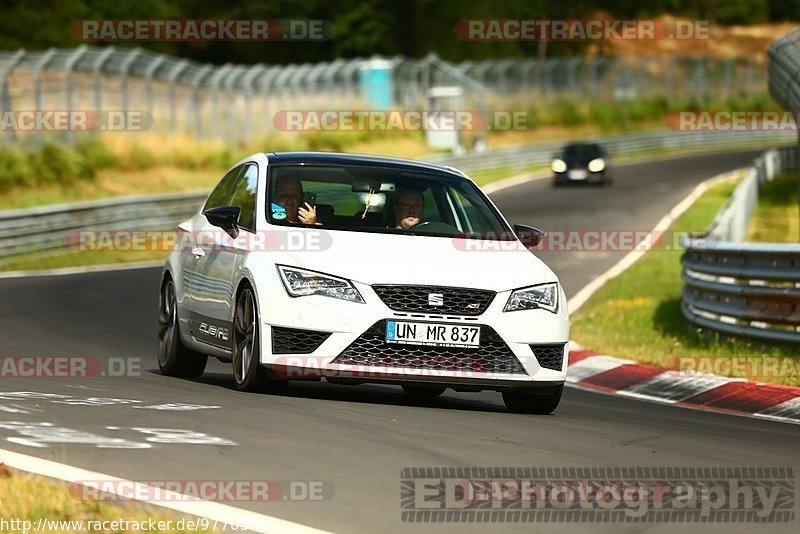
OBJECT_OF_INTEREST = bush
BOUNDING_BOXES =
[33,142,86,184]
[551,100,585,127]
[74,138,116,174]
[0,145,34,190]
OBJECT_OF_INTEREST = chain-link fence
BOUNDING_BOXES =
[0,46,767,146]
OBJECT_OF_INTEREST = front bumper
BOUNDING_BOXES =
[258,281,569,390]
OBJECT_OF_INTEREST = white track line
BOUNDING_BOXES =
[0,448,332,534]
[566,169,739,314]
[0,261,164,279]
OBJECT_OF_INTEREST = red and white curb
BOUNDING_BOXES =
[566,342,800,426]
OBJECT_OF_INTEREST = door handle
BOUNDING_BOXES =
[191,247,205,259]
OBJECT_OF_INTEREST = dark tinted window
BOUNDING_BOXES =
[227,164,259,231]
[204,166,242,211]
[562,144,603,159]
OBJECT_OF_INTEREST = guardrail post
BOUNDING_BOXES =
[143,55,166,129]
[119,48,142,114]
[165,60,189,132]
[0,49,25,143]
[207,64,232,140]
[33,48,56,146]
[64,45,88,146]
[189,65,213,138]
[92,47,115,114]
[242,65,265,140]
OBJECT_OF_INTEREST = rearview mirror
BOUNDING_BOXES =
[513,224,545,248]
[204,206,241,238]
[352,180,396,193]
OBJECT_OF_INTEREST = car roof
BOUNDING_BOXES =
[266,151,464,176]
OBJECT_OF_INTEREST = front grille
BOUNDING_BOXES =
[372,285,495,316]
[271,327,331,354]
[530,344,565,371]
[332,321,526,375]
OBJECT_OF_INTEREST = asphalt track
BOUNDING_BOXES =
[0,149,797,534]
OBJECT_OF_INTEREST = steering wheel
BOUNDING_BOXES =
[408,220,463,235]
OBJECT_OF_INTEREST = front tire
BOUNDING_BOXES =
[232,286,286,393]
[158,277,207,378]
[502,385,563,414]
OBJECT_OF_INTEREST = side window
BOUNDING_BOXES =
[204,166,242,211]
[227,164,259,231]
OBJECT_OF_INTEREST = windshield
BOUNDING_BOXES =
[267,164,512,238]
[561,144,603,159]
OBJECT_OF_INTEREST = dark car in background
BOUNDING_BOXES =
[551,142,613,186]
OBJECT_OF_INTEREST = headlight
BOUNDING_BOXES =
[551,159,567,173]
[504,283,558,313]
[277,265,365,303]
[588,158,606,172]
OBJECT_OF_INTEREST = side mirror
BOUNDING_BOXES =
[513,224,545,248]
[204,206,241,238]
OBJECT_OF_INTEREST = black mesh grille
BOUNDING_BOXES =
[272,327,331,354]
[372,285,495,316]
[530,344,565,371]
[332,321,526,375]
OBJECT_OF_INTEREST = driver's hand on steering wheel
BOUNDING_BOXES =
[397,216,420,230]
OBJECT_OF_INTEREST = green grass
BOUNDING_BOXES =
[570,177,800,387]
[0,249,168,272]
[746,171,800,242]
[0,466,219,533]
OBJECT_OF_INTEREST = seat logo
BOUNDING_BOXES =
[428,293,444,306]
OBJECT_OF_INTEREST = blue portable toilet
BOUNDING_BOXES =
[359,58,394,110]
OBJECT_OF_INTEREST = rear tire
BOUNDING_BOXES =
[502,385,563,414]
[232,286,287,393]
[402,385,446,397]
[158,277,207,378]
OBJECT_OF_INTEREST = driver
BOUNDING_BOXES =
[393,189,424,230]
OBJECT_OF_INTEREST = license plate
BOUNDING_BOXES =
[568,170,587,180]
[385,321,480,348]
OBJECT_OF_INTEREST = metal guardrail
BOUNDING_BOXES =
[430,129,798,173]
[680,146,800,345]
[0,191,206,260]
[0,128,797,263]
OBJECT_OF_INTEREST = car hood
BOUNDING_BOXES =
[276,229,557,291]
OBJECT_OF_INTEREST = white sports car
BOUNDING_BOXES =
[158,152,569,413]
